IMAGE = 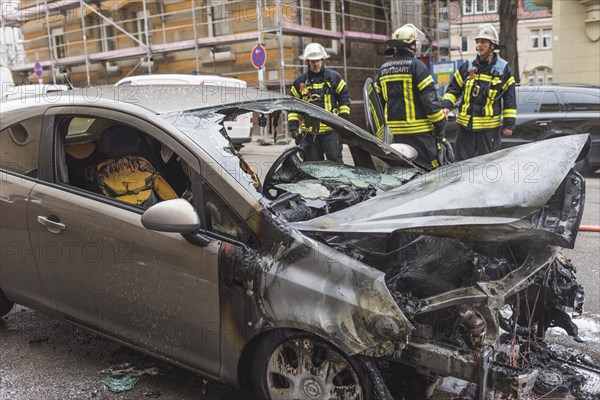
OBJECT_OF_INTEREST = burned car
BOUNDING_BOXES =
[0,86,596,399]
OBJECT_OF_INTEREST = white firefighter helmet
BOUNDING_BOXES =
[385,23,426,48]
[299,43,330,61]
[475,24,501,46]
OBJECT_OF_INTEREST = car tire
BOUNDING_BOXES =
[0,289,14,317]
[252,329,374,400]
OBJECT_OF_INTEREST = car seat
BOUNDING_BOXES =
[65,140,98,189]
[94,125,177,207]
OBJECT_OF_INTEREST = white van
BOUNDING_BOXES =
[115,74,253,149]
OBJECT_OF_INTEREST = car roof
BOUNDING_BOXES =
[1,85,286,115]
[1,85,416,169]
[516,84,600,91]
[114,74,247,87]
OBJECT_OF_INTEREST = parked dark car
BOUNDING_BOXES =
[445,84,600,169]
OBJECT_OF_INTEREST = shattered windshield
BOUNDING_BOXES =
[162,98,418,203]
[162,110,263,200]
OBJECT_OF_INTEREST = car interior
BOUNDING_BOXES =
[59,116,190,208]
[57,115,255,244]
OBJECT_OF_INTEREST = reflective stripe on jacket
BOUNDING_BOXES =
[441,55,516,131]
[288,68,351,134]
[374,50,445,136]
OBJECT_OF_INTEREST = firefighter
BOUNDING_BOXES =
[288,43,350,162]
[441,24,516,161]
[374,24,446,168]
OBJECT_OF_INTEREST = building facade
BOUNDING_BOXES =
[548,0,600,84]
[4,0,397,126]
[447,0,553,84]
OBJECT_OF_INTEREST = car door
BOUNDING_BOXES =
[504,87,566,148]
[26,109,221,376]
[0,115,54,311]
[558,89,600,166]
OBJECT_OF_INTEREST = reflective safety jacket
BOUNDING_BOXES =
[441,55,516,131]
[374,49,445,136]
[288,68,351,134]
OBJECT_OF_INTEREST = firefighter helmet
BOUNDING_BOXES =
[475,24,501,46]
[299,43,330,61]
[385,24,425,48]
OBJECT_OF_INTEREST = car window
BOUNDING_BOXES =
[0,116,42,178]
[563,90,600,111]
[56,115,190,210]
[67,117,96,135]
[193,175,255,244]
[516,87,543,114]
[539,91,561,112]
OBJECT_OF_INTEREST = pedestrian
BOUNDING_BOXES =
[288,43,350,162]
[441,24,516,161]
[374,24,446,168]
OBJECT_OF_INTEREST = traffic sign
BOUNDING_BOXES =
[34,62,43,78]
[251,45,266,69]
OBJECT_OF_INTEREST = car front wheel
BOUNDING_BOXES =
[253,330,374,400]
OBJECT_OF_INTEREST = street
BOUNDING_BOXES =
[0,140,599,400]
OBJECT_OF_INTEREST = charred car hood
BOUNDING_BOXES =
[294,135,590,248]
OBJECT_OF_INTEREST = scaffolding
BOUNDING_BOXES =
[3,0,391,91]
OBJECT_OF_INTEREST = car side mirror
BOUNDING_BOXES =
[141,198,201,233]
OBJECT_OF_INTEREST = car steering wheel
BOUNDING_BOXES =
[262,147,306,200]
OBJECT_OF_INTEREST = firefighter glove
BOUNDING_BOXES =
[433,125,445,140]
[436,137,455,166]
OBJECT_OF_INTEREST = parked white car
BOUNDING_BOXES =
[115,74,253,149]
[1,83,71,103]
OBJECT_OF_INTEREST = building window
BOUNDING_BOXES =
[135,10,152,45]
[530,30,538,48]
[464,0,472,14]
[475,0,485,13]
[531,29,552,49]
[51,27,66,59]
[461,36,468,52]
[101,17,119,71]
[542,29,552,48]
[208,3,231,54]
[101,19,116,52]
[310,0,339,55]
[463,0,497,15]
[537,69,545,84]
[529,67,553,84]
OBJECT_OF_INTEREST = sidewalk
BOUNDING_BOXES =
[240,133,296,156]
[239,135,355,166]
[238,134,294,156]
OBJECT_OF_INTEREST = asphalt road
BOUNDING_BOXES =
[0,142,598,400]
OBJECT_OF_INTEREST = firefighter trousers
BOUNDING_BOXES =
[454,126,501,161]
[298,131,343,163]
